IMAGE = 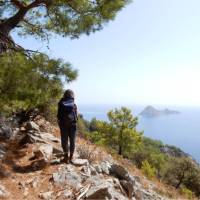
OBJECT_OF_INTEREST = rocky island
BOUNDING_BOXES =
[140,105,180,117]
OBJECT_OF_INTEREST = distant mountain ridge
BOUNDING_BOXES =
[140,105,180,117]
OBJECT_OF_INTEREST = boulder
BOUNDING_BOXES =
[0,124,12,140]
[27,132,62,154]
[23,187,29,197]
[94,165,102,173]
[0,144,6,159]
[90,165,98,175]
[104,154,114,164]
[72,159,89,166]
[134,188,166,200]
[38,144,53,161]
[24,177,39,189]
[133,175,141,183]
[110,164,138,198]
[39,191,53,200]
[108,188,129,200]
[110,164,135,183]
[82,165,91,177]
[28,131,60,143]
[26,121,40,131]
[53,169,82,191]
[20,127,26,131]
[63,190,73,198]
[86,175,105,186]
[0,185,10,198]
[112,178,122,189]
[85,178,129,200]
[86,183,112,199]
[31,179,38,189]
[120,180,134,198]
[110,164,130,180]
[99,161,111,175]
[12,127,20,139]
[50,158,61,165]
[39,132,60,143]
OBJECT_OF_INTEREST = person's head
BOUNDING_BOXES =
[63,89,75,99]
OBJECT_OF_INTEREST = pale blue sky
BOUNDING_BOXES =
[15,0,200,106]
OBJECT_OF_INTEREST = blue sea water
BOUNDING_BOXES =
[78,104,200,163]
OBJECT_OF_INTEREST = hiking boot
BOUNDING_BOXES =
[62,154,68,164]
[69,154,74,164]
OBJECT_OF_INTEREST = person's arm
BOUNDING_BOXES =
[74,104,78,121]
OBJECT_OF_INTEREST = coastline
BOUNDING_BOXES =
[78,104,200,163]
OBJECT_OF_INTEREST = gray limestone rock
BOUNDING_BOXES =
[94,165,102,173]
[86,183,112,199]
[85,178,129,200]
[52,169,82,191]
[120,180,134,198]
[0,185,10,198]
[63,189,73,198]
[90,165,98,175]
[110,164,135,184]
[0,144,6,159]
[0,124,12,140]
[99,161,111,175]
[38,144,53,161]
[26,121,40,131]
[39,191,53,200]
[73,158,89,166]
[110,164,130,180]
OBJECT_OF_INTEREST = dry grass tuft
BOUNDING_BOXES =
[76,144,98,164]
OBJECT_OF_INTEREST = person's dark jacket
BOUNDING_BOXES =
[57,97,78,125]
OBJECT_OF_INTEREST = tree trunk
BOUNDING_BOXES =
[0,7,28,53]
[118,145,122,155]
[0,30,18,53]
[0,10,26,53]
[0,31,13,53]
[175,174,184,189]
[0,8,28,35]
[118,129,123,155]
[175,179,183,189]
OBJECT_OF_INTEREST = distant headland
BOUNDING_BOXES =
[140,105,180,117]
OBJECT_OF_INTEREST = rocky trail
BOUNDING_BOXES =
[0,116,169,200]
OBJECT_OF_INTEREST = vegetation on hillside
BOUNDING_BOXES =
[87,107,143,156]
[77,107,200,198]
[0,52,77,120]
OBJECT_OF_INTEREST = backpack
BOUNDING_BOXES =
[58,99,77,124]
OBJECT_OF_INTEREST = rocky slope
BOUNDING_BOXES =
[0,116,174,200]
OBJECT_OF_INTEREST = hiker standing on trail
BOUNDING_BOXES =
[57,89,78,163]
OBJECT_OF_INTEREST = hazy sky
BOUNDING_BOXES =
[15,0,200,106]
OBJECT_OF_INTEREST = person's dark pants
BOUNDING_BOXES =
[58,122,77,156]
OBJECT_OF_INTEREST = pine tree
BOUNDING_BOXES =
[0,52,77,116]
[0,0,130,53]
[107,107,142,156]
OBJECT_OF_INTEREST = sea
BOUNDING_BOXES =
[78,104,200,163]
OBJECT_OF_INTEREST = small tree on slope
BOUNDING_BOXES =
[107,107,142,156]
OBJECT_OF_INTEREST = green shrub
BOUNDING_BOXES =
[77,115,90,136]
[141,160,156,179]
[180,187,194,199]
